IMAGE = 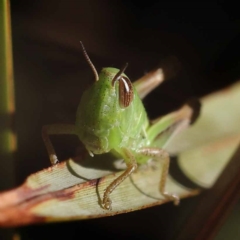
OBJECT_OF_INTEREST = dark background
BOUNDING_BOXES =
[7,0,240,239]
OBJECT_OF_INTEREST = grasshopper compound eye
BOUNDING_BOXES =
[112,63,134,108]
[118,76,133,108]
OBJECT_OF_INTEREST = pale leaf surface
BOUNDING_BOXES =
[0,81,239,227]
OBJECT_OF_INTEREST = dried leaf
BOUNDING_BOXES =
[0,155,200,227]
[0,81,240,227]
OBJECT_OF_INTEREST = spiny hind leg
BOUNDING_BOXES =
[137,147,180,205]
[134,69,164,99]
[102,148,137,210]
[134,57,181,99]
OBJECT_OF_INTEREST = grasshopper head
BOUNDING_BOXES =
[76,43,135,155]
[76,60,135,155]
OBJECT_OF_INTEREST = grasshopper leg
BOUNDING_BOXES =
[42,124,77,165]
[134,69,164,99]
[134,56,181,99]
[137,147,180,205]
[102,148,137,210]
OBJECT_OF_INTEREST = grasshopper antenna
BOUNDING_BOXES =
[80,41,99,81]
[112,63,129,86]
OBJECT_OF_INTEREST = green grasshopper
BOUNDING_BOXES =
[42,42,200,210]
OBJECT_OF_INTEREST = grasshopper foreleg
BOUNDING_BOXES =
[102,148,137,210]
[42,124,77,165]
